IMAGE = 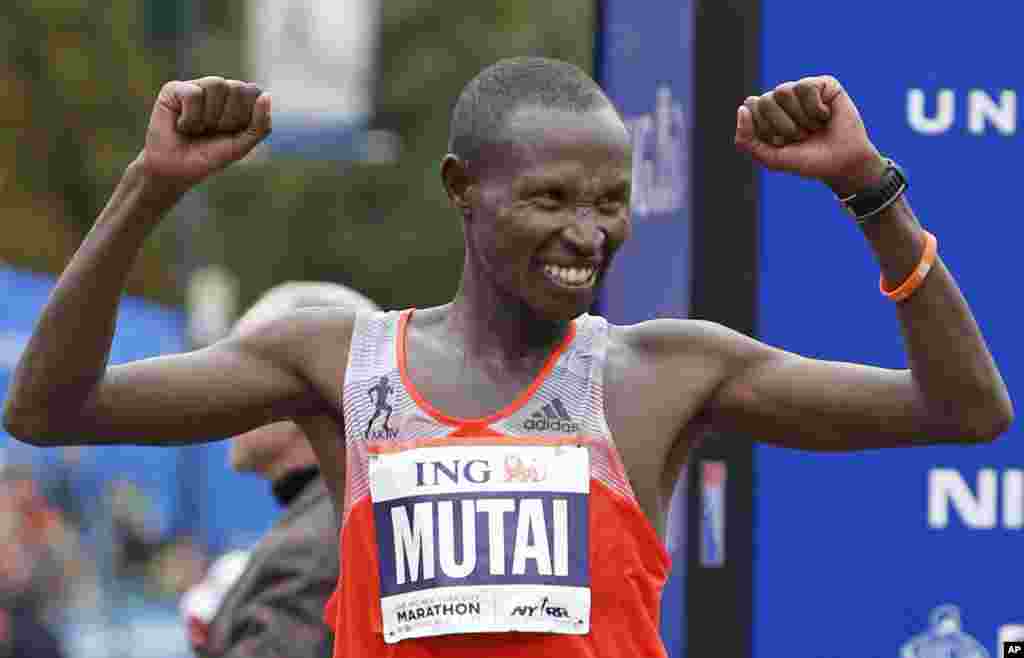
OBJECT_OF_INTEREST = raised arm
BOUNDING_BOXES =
[642,76,1011,451]
[2,78,342,446]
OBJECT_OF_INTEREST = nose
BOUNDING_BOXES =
[562,207,606,257]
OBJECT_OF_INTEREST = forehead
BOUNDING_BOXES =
[475,105,631,188]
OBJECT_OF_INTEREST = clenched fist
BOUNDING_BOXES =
[734,76,886,196]
[139,76,272,188]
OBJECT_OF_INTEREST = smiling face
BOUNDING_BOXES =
[448,104,633,322]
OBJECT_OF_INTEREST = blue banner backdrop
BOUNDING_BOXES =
[1,267,188,538]
[757,5,1022,657]
[597,2,694,656]
[0,267,277,553]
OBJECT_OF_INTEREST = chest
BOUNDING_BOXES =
[405,343,548,421]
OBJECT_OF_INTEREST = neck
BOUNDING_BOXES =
[448,264,570,364]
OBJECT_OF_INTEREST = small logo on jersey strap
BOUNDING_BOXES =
[504,454,549,483]
[510,596,570,620]
[523,398,579,433]
[366,376,397,439]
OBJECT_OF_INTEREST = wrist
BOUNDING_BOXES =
[126,155,193,209]
[823,149,888,198]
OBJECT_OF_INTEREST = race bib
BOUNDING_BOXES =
[369,443,591,643]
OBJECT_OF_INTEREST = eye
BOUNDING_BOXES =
[532,189,565,210]
[597,197,626,215]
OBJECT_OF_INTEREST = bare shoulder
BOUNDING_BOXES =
[231,304,360,408]
[233,305,358,363]
[603,317,782,414]
[607,317,770,366]
[598,319,765,499]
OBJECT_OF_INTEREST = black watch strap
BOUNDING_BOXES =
[838,159,908,223]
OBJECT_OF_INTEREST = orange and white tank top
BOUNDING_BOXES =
[325,309,670,658]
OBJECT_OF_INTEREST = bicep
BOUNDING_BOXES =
[73,342,317,445]
[61,307,353,446]
[708,345,933,450]
[630,319,936,451]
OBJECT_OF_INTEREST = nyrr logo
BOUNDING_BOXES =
[907,88,1017,136]
[510,596,570,619]
[928,468,1022,529]
[523,398,580,433]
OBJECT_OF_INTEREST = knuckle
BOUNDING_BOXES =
[182,84,204,100]
[773,81,795,95]
[208,81,229,97]
[223,82,245,101]
[773,86,796,104]
[241,82,263,98]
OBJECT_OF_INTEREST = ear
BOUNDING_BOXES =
[440,154,474,218]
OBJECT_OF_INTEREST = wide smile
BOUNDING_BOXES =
[541,263,598,290]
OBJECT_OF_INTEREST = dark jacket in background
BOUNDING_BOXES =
[0,607,65,658]
[198,474,339,658]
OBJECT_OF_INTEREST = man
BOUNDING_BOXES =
[0,467,68,658]
[3,58,1012,658]
[181,282,378,657]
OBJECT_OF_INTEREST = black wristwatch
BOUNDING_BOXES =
[837,159,908,224]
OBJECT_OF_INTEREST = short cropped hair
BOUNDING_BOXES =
[233,281,379,335]
[447,57,611,161]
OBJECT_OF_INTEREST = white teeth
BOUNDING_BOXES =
[543,264,596,287]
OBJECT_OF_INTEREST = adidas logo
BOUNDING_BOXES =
[523,398,580,433]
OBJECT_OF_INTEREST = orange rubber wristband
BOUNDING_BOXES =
[879,230,937,302]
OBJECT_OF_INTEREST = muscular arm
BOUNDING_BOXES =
[648,74,1014,450]
[2,78,353,447]
[1,167,341,445]
[639,195,1010,449]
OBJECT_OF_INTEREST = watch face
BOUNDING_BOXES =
[844,160,907,222]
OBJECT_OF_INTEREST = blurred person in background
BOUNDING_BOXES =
[0,606,65,658]
[108,477,164,587]
[0,466,69,658]
[181,281,378,658]
[3,58,1012,658]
